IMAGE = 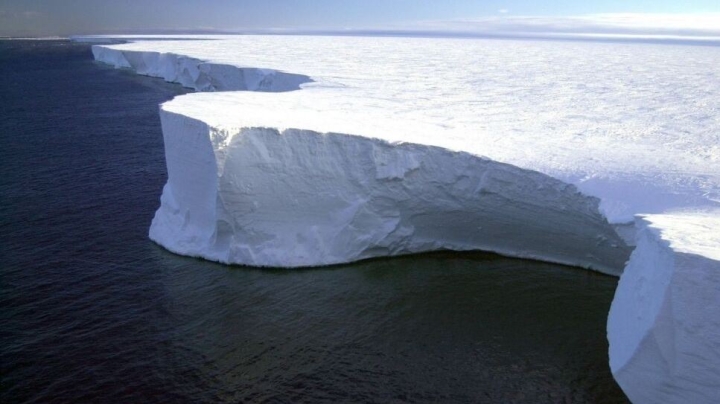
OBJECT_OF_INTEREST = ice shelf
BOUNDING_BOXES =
[88,35,720,403]
[151,106,629,273]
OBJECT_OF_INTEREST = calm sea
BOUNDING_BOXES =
[0,40,628,403]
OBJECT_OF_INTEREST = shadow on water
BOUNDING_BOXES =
[0,40,628,403]
[144,247,628,403]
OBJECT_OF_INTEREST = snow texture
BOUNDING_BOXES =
[608,211,720,403]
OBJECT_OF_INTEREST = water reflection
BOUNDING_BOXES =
[154,249,627,403]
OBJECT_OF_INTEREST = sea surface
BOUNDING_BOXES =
[1,40,628,403]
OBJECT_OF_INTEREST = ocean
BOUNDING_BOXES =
[0,40,627,403]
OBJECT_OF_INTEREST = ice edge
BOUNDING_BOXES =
[91,43,631,275]
[91,44,312,92]
[608,213,720,404]
[90,40,720,404]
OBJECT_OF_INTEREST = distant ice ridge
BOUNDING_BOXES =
[608,211,720,403]
[92,45,311,92]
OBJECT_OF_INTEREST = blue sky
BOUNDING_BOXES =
[1,0,719,37]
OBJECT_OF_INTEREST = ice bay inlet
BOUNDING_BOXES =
[83,35,719,404]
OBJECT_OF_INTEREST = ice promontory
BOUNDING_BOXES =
[608,211,720,403]
[88,35,720,404]
[150,103,629,274]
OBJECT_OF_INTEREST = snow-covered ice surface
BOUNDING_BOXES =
[90,35,719,224]
[608,211,720,403]
[88,35,720,401]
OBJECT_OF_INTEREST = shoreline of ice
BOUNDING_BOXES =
[87,36,719,402]
[87,35,720,224]
[152,107,629,273]
[91,45,312,92]
[92,43,632,274]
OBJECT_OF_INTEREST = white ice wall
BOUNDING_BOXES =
[92,45,310,92]
[88,36,720,226]
[608,212,720,403]
[149,109,630,273]
[88,36,720,403]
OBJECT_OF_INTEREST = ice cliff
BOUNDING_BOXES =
[608,212,720,403]
[93,43,629,273]
[92,45,311,92]
[151,108,628,273]
[90,37,719,403]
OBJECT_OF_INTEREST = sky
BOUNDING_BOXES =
[1,0,719,38]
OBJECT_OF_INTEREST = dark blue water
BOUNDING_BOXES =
[0,40,628,403]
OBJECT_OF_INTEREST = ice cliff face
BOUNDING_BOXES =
[92,45,311,92]
[93,43,629,273]
[89,36,720,226]
[151,108,629,273]
[89,37,720,403]
[608,212,720,403]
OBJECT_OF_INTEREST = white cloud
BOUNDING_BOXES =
[0,10,42,19]
[410,13,720,38]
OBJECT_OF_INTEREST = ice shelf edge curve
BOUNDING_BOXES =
[91,45,312,92]
[92,43,630,274]
[155,109,631,273]
[90,40,720,403]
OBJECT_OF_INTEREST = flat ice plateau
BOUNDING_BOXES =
[87,35,720,402]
